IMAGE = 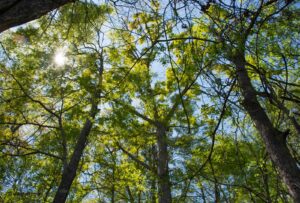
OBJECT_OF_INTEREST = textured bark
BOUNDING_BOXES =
[0,0,75,32]
[156,123,172,203]
[234,53,300,202]
[53,104,97,203]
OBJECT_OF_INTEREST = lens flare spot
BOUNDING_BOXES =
[54,49,67,66]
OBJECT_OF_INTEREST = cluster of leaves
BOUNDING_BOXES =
[0,0,299,202]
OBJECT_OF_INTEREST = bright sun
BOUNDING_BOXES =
[54,49,67,66]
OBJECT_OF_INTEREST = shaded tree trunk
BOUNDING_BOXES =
[0,0,75,32]
[233,53,300,202]
[126,186,134,203]
[156,123,172,203]
[200,187,206,203]
[111,164,115,203]
[53,106,97,203]
[209,159,220,203]
[150,145,157,203]
[150,178,157,203]
[53,51,103,202]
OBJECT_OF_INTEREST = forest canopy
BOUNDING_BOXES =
[0,0,300,202]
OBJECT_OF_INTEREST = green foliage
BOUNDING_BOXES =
[0,0,299,202]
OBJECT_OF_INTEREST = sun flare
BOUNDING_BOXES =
[54,49,67,66]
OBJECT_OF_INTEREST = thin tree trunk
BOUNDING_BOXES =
[126,186,134,203]
[111,164,115,203]
[0,0,75,32]
[156,123,172,203]
[209,160,220,203]
[151,178,157,203]
[233,53,300,202]
[150,145,157,203]
[261,161,271,203]
[138,191,141,203]
[200,186,206,203]
[53,51,103,203]
[53,105,97,203]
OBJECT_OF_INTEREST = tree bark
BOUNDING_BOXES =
[53,104,97,203]
[111,165,115,203]
[0,0,75,32]
[156,123,172,203]
[150,145,157,203]
[233,53,300,202]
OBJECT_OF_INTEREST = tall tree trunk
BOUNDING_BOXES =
[150,178,157,203]
[261,161,271,203]
[0,0,75,32]
[209,160,220,203]
[126,186,134,203]
[156,123,172,203]
[233,53,300,202]
[111,164,115,203]
[150,145,157,203]
[53,52,103,203]
[200,186,206,203]
[53,104,97,203]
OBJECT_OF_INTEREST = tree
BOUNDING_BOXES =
[0,0,299,202]
[189,1,300,200]
[0,0,76,33]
